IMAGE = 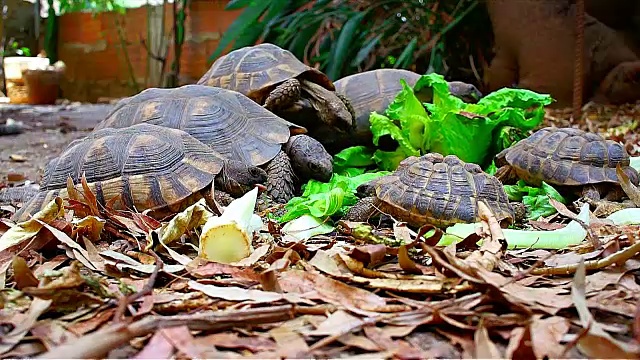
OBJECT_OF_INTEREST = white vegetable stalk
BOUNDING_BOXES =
[198,187,262,263]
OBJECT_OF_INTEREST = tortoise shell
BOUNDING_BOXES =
[197,43,335,105]
[334,69,422,129]
[499,127,640,186]
[371,153,514,228]
[12,123,226,222]
[95,85,305,167]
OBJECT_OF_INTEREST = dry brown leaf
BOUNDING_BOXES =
[308,250,460,295]
[363,325,426,359]
[12,256,39,289]
[528,315,570,358]
[543,249,603,267]
[269,323,311,358]
[617,164,640,206]
[71,216,105,242]
[398,245,426,275]
[36,220,97,271]
[473,322,502,359]
[159,326,205,359]
[474,267,574,313]
[0,197,64,253]
[583,266,640,294]
[277,268,389,316]
[188,280,314,305]
[505,326,536,360]
[349,244,387,267]
[586,289,638,317]
[571,260,640,358]
[67,309,116,336]
[25,261,85,292]
[187,260,261,285]
[134,330,175,359]
[305,310,364,336]
[195,332,277,353]
[0,297,52,356]
[30,320,79,350]
[232,243,270,266]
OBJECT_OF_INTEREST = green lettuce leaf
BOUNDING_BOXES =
[367,73,554,168]
[277,171,390,223]
[504,180,567,220]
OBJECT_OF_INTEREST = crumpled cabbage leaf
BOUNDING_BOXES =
[278,170,389,223]
[504,180,567,220]
[343,73,554,171]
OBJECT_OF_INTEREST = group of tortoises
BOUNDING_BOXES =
[6,43,639,231]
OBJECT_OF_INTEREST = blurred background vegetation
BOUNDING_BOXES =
[209,0,495,88]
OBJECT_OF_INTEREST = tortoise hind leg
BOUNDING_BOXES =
[265,150,297,204]
[345,196,380,223]
[264,78,302,111]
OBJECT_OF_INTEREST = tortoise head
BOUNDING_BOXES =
[300,80,354,132]
[216,160,268,197]
[447,81,483,103]
[284,134,333,183]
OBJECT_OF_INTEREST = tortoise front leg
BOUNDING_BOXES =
[264,78,302,111]
[345,196,380,222]
[265,150,297,204]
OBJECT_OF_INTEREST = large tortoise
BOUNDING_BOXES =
[197,43,354,134]
[495,126,640,202]
[346,153,515,228]
[12,123,267,222]
[94,85,333,204]
[318,69,483,153]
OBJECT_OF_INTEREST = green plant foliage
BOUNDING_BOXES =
[209,0,492,82]
[57,0,126,15]
[1,40,31,57]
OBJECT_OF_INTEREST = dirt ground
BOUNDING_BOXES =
[0,103,111,185]
[0,127,91,182]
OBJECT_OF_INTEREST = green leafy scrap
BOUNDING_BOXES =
[340,73,554,172]
[504,180,567,220]
[278,170,390,223]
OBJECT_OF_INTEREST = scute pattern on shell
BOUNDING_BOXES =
[373,153,514,227]
[13,123,224,221]
[197,43,334,104]
[503,127,639,186]
[95,85,301,167]
[334,69,421,126]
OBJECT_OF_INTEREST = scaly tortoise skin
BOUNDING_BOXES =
[94,85,333,204]
[346,153,515,228]
[12,123,267,222]
[197,43,354,134]
[320,69,483,153]
[495,127,640,201]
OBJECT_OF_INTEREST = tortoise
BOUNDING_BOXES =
[317,69,483,153]
[93,84,334,204]
[12,123,267,222]
[346,153,515,228]
[197,43,354,135]
[494,126,640,203]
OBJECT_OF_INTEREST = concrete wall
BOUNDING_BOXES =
[57,0,241,102]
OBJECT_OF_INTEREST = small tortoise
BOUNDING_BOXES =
[12,123,267,222]
[197,43,354,134]
[346,153,515,228]
[318,69,483,153]
[94,85,333,204]
[495,127,640,202]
